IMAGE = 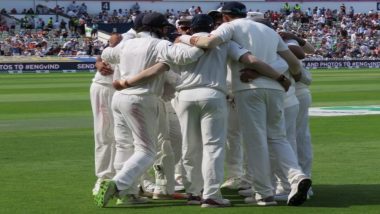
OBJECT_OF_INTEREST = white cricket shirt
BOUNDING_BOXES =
[101,32,204,96]
[212,18,289,92]
[173,32,248,101]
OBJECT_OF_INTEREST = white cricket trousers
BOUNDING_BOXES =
[174,96,228,199]
[166,101,183,166]
[225,99,244,179]
[111,93,159,194]
[296,92,313,177]
[90,82,116,179]
[154,99,175,194]
[274,103,300,194]
[166,101,185,181]
[235,89,305,200]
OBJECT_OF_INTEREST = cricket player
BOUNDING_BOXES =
[113,13,290,207]
[97,13,175,200]
[94,12,204,208]
[178,1,312,206]
[95,15,156,201]
[90,33,122,196]
[280,32,315,198]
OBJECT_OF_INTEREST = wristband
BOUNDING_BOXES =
[276,74,287,83]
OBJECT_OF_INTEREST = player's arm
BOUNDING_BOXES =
[179,23,231,49]
[159,41,204,65]
[279,31,314,54]
[95,56,113,76]
[278,49,302,81]
[288,45,305,59]
[96,34,123,76]
[238,53,291,91]
[113,63,169,90]
[239,53,282,80]
[101,43,122,65]
[179,35,223,49]
[276,38,302,81]
[301,41,315,54]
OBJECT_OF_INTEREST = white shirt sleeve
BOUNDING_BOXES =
[211,22,234,43]
[101,45,122,64]
[122,29,137,40]
[112,64,121,80]
[227,41,249,61]
[277,36,289,52]
[286,39,300,46]
[157,40,204,66]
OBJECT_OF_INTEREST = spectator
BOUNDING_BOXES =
[194,6,202,14]
[36,18,45,30]
[189,6,195,15]
[67,1,78,13]
[131,2,140,12]
[91,21,98,38]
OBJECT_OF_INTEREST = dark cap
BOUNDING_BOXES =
[191,14,214,29]
[133,13,145,30]
[142,12,170,28]
[221,1,247,16]
[208,10,221,17]
[177,16,192,26]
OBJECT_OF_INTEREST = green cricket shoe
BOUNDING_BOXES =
[94,179,117,207]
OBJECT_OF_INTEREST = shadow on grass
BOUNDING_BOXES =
[104,184,380,209]
[223,184,380,208]
[301,184,380,208]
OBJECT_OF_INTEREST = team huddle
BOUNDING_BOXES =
[90,1,314,208]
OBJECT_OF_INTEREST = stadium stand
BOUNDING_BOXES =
[0,1,379,60]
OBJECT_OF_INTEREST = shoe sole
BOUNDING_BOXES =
[116,200,149,205]
[94,180,116,208]
[175,186,185,191]
[153,192,188,200]
[245,198,278,206]
[256,201,277,206]
[287,178,312,206]
[201,204,231,208]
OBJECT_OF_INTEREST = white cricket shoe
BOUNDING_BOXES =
[221,177,240,190]
[142,180,155,193]
[287,175,312,206]
[174,175,185,191]
[245,196,277,206]
[221,177,251,190]
[92,178,104,196]
[116,195,150,205]
[201,198,231,208]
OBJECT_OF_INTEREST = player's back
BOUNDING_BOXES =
[223,18,282,65]
[119,35,165,96]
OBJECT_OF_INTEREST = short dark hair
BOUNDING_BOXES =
[191,26,213,33]
[221,1,247,18]
[137,25,164,39]
[222,12,246,18]
[191,14,214,33]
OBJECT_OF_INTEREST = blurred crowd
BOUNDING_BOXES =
[0,30,106,57]
[0,1,379,59]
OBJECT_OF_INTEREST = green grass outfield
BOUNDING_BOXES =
[0,69,379,213]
